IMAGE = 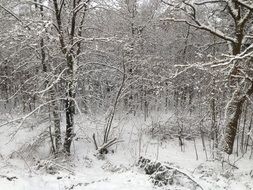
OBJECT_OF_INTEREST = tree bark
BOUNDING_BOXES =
[222,2,252,155]
[63,53,76,154]
[223,82,253,154]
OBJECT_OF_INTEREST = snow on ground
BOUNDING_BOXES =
[0,112,253,190]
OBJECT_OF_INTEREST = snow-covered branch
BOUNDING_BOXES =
[161,17,237,43]
[237,0,253,10]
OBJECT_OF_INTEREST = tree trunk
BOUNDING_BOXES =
[222,3,250,154]
[63,56,76,154]
[245,113,253,152]
[50,88,62,152]
[63,96,75,154]
[240,103,248,153]
[223,82,253,154]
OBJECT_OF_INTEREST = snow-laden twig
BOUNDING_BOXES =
[194,0,227,6]
[36,68,67,96]
[237,0,253,10]
[24,0,56,12]
[0,4,23,24]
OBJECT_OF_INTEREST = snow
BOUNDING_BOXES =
[0,113,253,190]
[0,166,153,190]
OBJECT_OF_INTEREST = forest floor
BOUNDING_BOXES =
[0,113,253,190]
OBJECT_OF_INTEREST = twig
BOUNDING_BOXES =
[92,133,98,150]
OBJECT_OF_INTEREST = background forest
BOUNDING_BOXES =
[0,0,253,190]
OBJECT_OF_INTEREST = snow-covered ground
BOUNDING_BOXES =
[0,113,253,190]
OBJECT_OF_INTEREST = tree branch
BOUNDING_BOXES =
[237,0,253,10]
[161,18,237,43]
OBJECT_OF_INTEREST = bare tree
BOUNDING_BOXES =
[50,0,91,154]
[161,0,253,154]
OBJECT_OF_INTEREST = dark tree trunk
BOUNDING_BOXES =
[223,82,253,154]
[63,56,75,154]
[52,0,87,154]
[63,97,75,154]
[222,2,251,154]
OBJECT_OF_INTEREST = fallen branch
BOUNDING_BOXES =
[138,157,205,190]
[222,160,239,170]
[163,163,205,190]
[0,175,18,181]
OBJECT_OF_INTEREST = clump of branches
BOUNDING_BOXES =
[92,62,126,157]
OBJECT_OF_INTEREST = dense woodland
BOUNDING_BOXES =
[0,0,253,189]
